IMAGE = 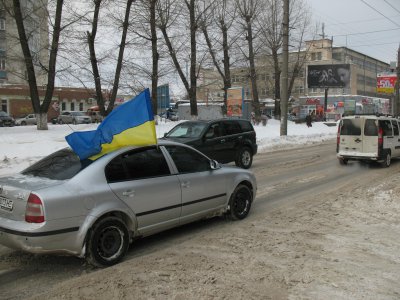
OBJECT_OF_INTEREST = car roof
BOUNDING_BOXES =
[342,115,397,121]
[179,118,251,124]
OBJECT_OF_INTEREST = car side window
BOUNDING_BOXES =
[205,123,221,139]
[105,147,170,183]
[379,120,393,137]
[238,120,253,132]
[165,145,211,173]
[222,121,241,135]
[392,120,399,136]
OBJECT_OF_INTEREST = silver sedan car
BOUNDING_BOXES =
[0,141,256,267]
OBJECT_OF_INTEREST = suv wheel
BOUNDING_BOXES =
[235,147,253,169]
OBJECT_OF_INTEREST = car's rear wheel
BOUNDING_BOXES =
[338,158,348,165]
[381,151,391,168]
[86,217,130,267]
[235,147,253,169]
[228,184,252,220]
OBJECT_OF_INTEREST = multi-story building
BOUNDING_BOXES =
[0,0,49,86]
[197,38,393,117]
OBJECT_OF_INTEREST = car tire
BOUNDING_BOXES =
[381,151,391,168]
[339,158,348,165]
[235,147,253,169]
[21,121,26,126]
[58,119,63,124]
[73,119,77,125]
[86,216,130,267]
[228,184,252,220]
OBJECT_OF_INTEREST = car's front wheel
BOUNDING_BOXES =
[21,121,26,126]
[86,216,130,267]
[235,147,253,169]
[228,184,252,220]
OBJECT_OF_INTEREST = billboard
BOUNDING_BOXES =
[377,74,397,94]
[307,64,350,88]
[226,87,243,117]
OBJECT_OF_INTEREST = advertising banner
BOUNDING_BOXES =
[377,74,397,94]
[226,87,243,117]
[307,64,350,88]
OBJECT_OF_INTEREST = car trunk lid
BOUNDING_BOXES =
[0,174,64,221]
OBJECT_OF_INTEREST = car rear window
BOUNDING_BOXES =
[22,148,91,180]
[340,119,361,136]
[364,119,378,136]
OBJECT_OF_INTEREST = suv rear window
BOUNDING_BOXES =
[340,119,361,136]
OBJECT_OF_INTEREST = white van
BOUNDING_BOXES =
[337,115,400,167]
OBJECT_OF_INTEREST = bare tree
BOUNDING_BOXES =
[3,0,63,130]
[199,0,238,107]
[259,0,313,118]
[86,0,135,117]
[157,0,211,118]
[235,0,262,120]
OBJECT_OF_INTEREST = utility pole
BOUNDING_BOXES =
[396,45,400,116]
[280,0,289,136]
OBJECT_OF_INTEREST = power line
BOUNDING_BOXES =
[360,0,400,27]
[384,0,400,14]
[332,28,400,37]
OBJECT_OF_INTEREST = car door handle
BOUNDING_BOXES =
[220,139,226,143]
[122,190,135,197]
[181,181,190,188]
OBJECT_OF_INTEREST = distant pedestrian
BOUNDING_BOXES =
[305,113,312,128]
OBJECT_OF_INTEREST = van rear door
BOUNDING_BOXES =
[339,118,363,155]
[362,118,379,156]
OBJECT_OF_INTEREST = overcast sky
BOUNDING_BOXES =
[306,0,400,66]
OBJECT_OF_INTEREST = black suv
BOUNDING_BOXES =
[161,119,257,168]
[0,111,15,127]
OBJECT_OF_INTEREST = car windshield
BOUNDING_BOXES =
[0,111,8,117]
[166,122,207,138]
[71,112,85,116]
[22,148,92,180]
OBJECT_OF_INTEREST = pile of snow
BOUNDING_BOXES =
[0,119,337,176]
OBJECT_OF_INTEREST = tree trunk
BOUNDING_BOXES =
[188,0,198,117]
[150,0,159,116]
[37,113,48,130]
[246,20,260,119]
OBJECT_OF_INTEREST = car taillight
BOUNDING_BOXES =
[25,193,45,223]
[337,123,341,145]
[378,127,383,146]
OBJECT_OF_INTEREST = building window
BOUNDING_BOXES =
[62,102,66,111]
[70,102,75,111]
[1,99,7,112]
[0,19,5,31]
[79,102,83,111]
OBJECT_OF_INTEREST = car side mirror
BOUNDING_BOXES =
[210,160,221,170]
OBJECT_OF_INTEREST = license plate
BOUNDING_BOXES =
[0,196,13,211]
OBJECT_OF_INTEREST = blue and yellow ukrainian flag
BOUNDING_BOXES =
[66,88,157,160]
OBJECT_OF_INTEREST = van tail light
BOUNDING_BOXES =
[378,127,383,146]
[337,124,341,146]
[25,193,45,223]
